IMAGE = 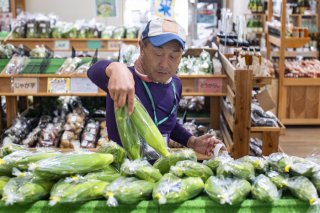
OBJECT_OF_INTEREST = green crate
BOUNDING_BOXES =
[0,59,10,73]
[45,58,66,74]
[20,58,46,74]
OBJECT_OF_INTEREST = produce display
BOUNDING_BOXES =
[285,59,320,78]
[251,103,278,127]
[178,50,213,74]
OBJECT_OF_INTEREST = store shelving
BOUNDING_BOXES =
[266,0,320,125]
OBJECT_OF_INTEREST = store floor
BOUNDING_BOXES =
[279,126,320,157]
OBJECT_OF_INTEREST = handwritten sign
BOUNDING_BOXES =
[107,41,122,50]
[198,78,223,93]
[54,40,70,50]
[47,78,70,94]
[70,78,98,94]
[13,78,38,93]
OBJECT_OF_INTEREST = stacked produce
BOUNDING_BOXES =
[178,50,213,74]
[285,59,320,78]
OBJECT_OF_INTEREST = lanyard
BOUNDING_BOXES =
[141,80,177,126]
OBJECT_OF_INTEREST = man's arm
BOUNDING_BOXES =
[87,61,135,114]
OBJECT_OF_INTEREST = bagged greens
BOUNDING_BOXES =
[170,160,213,182]
[251,174,281,202]
[153,149,197,174]
[104,176,154,207]
[84,165,120,182]
[204,176,251,205]
[120,159,162,183]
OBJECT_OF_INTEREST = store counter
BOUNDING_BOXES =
[0,195,310,213]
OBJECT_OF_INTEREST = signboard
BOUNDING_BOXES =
[54,40,70,50]
[87,40,102,49]
[13,78,38,93]
[70,78,98,94]
[198,78,223,93]
[107,40,122,50]
[47,78,70,94]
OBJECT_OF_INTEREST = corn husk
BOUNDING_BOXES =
[3,150,60,171]
[288,176,319,205]
[154,149,197,174]
[203,154,233,173]
[153,173,204,205]
[2,176,53,205]
[49,178,109,205]
[104,176,154,207]
[115,106,141,160]
[29,152,113,179]
[237,156,267,171]
[0,142,25,157]
[120,159,162,182]
[251,174,281,202]
[266,170,289,189]
[84,165,120,182]
[170,160,213,182]
[216,160,255,181]
[0,162,12,177]
[96,140,126,165]
[130,98,169,157]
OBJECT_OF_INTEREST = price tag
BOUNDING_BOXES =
[54,40,70,50]
[107,41,123,50]
[87,40,102,49]
[13,78,38,93]
[70,78,98,94]
[47,78,70,94]
[198,78,223,93]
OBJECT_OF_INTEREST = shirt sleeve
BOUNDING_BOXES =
[170,121,192,146]
[87,60,113,93]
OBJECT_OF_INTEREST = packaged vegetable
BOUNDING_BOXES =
[153,149,197,174]
[130,98,169,157]
[312,170,320,192]
[266,170,289,189]
[288,176,319,205]
[216,160,255,181]
[49,178,108,205]
[205,176,251,205]
[203,154,233,173]
[29,152,113,179]
[84,165,120,182]
[2,176,53,205]
[96,140,126,165]
[115,105,141,160]
[0,176,10,197]
[153,173,204,205]
[120,159,162,183]
[251,174,281,202]
[170,160,213,182]
[104,176,154,207]
[237,155,267,171]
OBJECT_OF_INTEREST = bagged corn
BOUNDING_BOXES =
[0,176,10,197]
[84,165,120,182]
[216,160,255,181]
[251,174,281,202]
[96,140,126,165]
[288,176,319,205]
[203,154,233,173]
[266,170,289,189]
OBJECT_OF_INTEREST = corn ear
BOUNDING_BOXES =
[49,178,108,205]
[130,98,169,157]
[312,170,320,192]
[251,174,281,202]
[0,162,12,177]
[96,140,127,165]
[203,154,233,173]
[115,106,141,160]
[84,165,120,182]
[288,176,319,205]
[30,152,113,179]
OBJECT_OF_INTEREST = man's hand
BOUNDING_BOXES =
[187,134,226,156]
[106,62,135,114]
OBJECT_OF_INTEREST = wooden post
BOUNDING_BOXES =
[210,97,220,130]
[6,96,17,128]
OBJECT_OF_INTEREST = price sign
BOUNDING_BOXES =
[47,78,70,94]
[87,40,102,49]
[198,78,223,93]
[13,78,38,93]
[70,78,98,94]
[54,40,70,50]
[107,41,123,50]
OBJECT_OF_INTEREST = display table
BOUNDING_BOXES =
[0,195,310,213]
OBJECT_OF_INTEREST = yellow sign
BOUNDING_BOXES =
[47,78,70,94]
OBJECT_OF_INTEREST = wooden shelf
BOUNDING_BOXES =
[283,78,320,86]
[268,35,310,48]
[263,50,319,58]
[5,38,139,52]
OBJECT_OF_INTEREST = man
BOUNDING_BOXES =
[88,18,222,157]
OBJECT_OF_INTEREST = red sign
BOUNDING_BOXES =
[198,78,223,93]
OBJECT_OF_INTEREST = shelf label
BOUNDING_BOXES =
[198,78,223,93]
[13,78,38,93]
[54,40,70,50]
[87,40,102,49]
[47,78,70,94]
[107,41,123,50]
[70,78,98,94]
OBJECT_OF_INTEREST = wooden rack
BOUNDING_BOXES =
[266,0,320,125]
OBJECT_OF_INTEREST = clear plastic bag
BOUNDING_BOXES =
[3,55,30,75]
[216,159,255,181]
[251,174,281,202]
[96,140,126,165]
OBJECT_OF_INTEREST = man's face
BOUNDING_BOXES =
[140,40,183,83]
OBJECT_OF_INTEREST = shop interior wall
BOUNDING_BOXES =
[25,0,124,25]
